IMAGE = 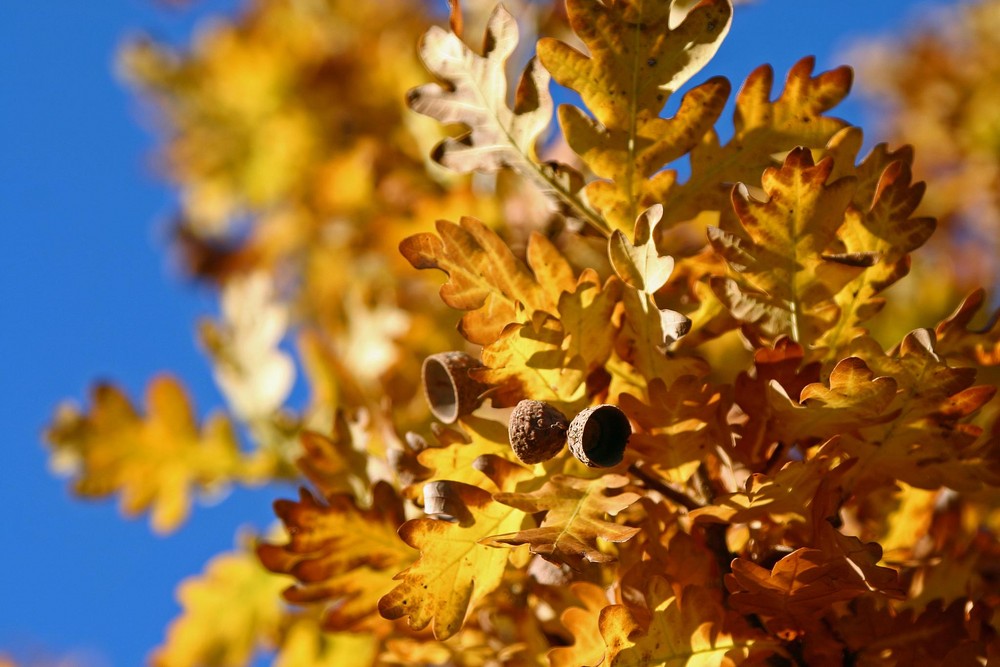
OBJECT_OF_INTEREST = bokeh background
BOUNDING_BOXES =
[0,1,973,664]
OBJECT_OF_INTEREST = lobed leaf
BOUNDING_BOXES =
[485,474,641,565]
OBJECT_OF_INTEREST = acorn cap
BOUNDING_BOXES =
[421,352,488,424]
[567,404,631,468]
[508,399,569,464]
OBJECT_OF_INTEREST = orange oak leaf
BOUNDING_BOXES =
[257,482,414,631]
[620,376,729,485]
[538,0,732,231]
[400,218,573,345]
[484,474,641,565]
[378,481,528,639]
[726,548,871,639]
[549,582,612,667]
[935,288,1000,366]
[601,577,765,666]
[45,375,273,533]
[709,148,862,346]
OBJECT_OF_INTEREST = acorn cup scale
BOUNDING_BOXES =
[421,352,488,424]
[508,399,568,464]
[568,404,631,468]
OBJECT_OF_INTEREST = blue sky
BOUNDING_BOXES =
[0,1,954,665]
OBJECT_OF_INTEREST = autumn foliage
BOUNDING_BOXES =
[38,0,1000,665]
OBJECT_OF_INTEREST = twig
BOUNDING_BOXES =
[628,464,703,512]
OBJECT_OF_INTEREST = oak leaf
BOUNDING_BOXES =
[935,288,1000,366]
[609,205,676,294]
[726,548,872,639]
[378,481,528,639]
[400,218,573,344]
[710,148,861,345]
[45,375,270,533]
[601,577,763,666]
[620,376,729,485]
[539,0,732,230]
[484,474,641,565]
[549,582,611,667]
[256,482,414,631]
[663,57,852,228]
[151,547,287,667]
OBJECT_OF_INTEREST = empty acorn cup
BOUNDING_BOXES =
[567,404,631,468]
[508,399,569,464]
[421,351,488,424]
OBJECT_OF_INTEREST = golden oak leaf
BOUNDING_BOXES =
[378,481,528,639]
[400,218,573,344]
[295,417,372,500]
[766,356,899,446]
[821,154,935,352]
[601,578,763,666]
[257,482,414,632]
[538,0,732,230]
[558,270,623,372]
[620,376,729,485]
[609,205,676,294]
[709,148,862,346]
[726,548,871,639]
[834,330,998,491]
[690,455,835,526]
[549,582,611,667]
[935,289,1000,366]
[45,375,270,533]
[274,615,379,667]
[662,57,852,228]
[475,317,587,412]
[411,416,519,498]
[151,547,287,667]
[613,287,706,399]
[407,4,601,231]
[484,474,641,565]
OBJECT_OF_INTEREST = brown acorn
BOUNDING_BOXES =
[421,352,488,424]
[508,399,569,464]
[567,404,631,468]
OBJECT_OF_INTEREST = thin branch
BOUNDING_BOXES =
[628,464,703,512]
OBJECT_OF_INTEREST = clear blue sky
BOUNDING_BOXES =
[0,1,952,665]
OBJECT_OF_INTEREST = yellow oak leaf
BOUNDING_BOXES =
[690,455,835,527]
[538,0,732,231]
[484,474,641,565]
[257,482,414,631]
[558,270,624,373]
[709,148,862,346]
[274,615,379,667]
[821,151,936,352]
[400,218,573,344]
[833,330,998,492]
[45,375,270,533]
[662,57,853,228]
[620,376,729,485]
[609,205,676,294]
[378,481,528,639]
[601,578,763,666]
[151,546,287,667]
[475,315,591,414]
[549,582,611,667]
[407,4,602,232]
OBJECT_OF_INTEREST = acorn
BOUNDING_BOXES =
[567,404,631,468]
[421,352,488,424]
[508,399,569,464]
